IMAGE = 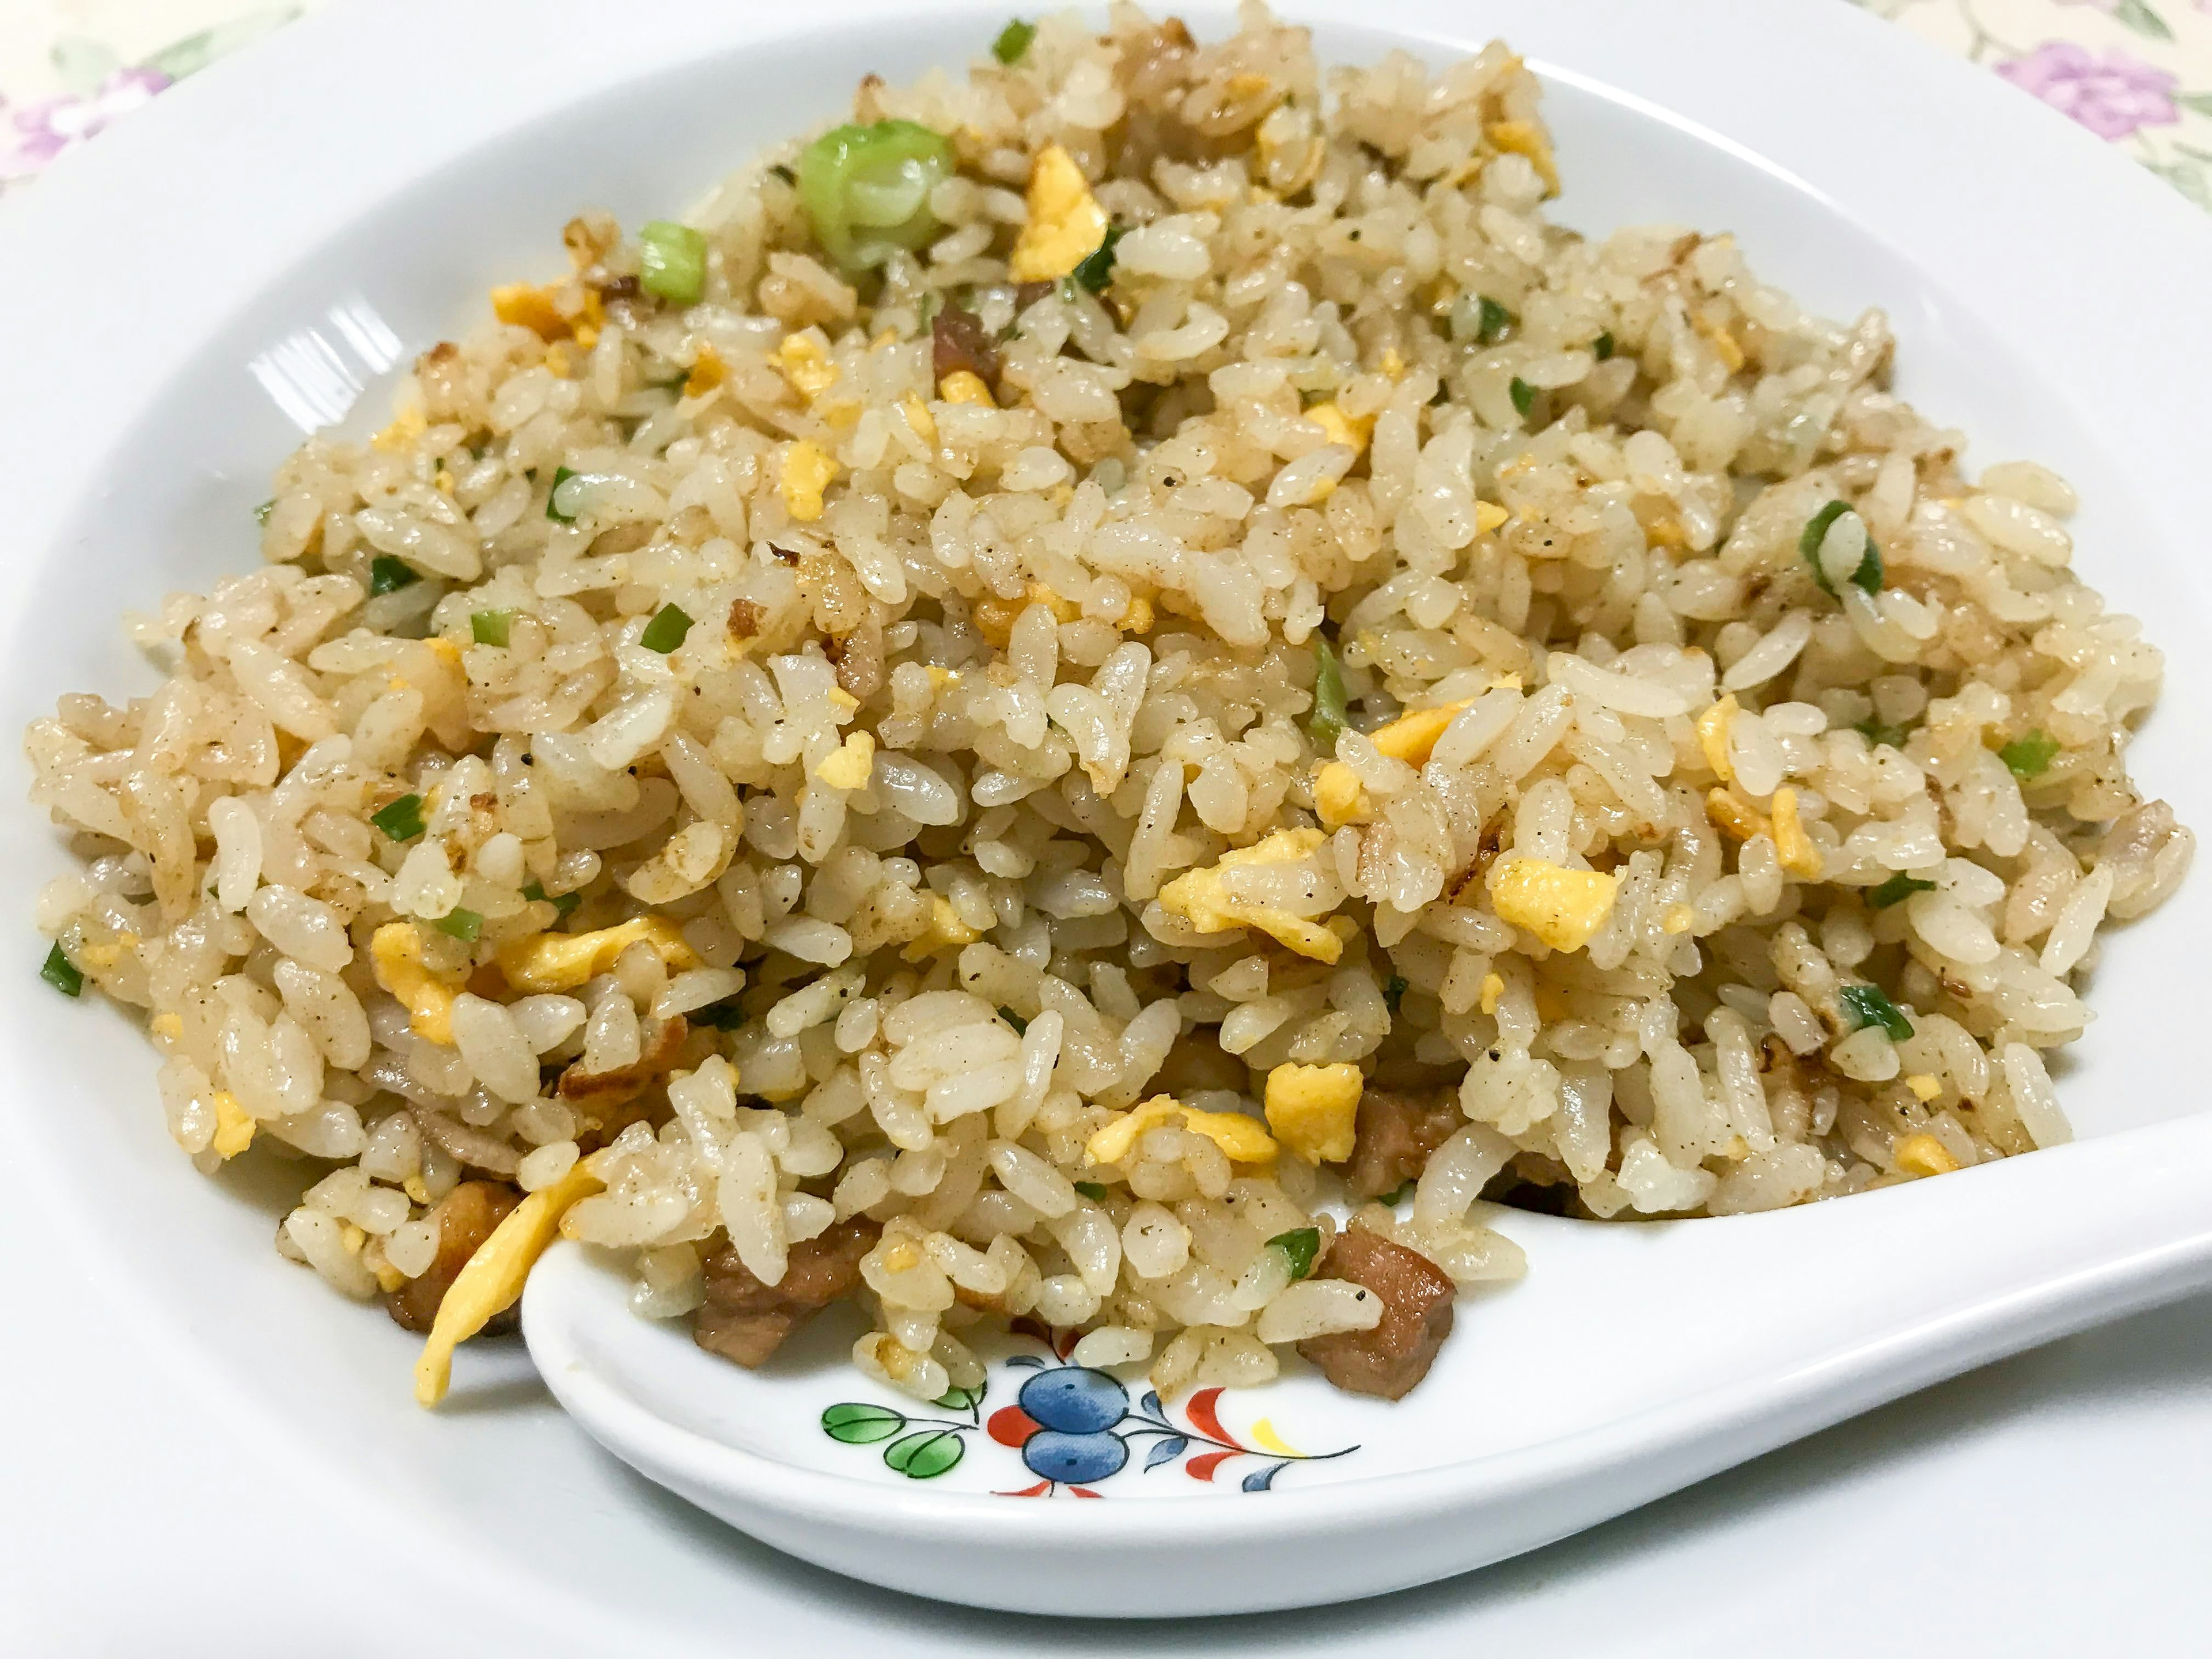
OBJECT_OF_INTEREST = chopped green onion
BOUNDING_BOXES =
[1593,330,1615,361]
[1073,1180,1110,1201]
[370,794,426,843]
[1853,717,1912,751]
[638,220,708,306]
[639,603,695,654]
[1308,634,1348,755]
[1839,982,1914,1043]
[691,998,746,1031]
[368,555,419,596]
[1072,224,1124,294]
[546,465,581,524]
[797,120,956,275]
[1866,872,1938,908]
[991,18,1036,63]
[254,498,275,527]
[435,907,483,944]
[1509,377,1536,419]
[999,1006,1029,1035]
[470,609,513,648]
[522,879,581,918]
[768,163,796,184]
[1268,1226,1322,1282]
[1798,499,1882,596]
[1383,974,1409,1016]
[1999,730,2061,780]
[40,943,82,998]
[1381,1179,1416,1207]
[1476,296,1513,345]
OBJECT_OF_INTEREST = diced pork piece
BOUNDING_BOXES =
[1295,1224,1455,1400]
[384,1180,521,1335]
[694,1215,881,1368]
[1345,1087,1465,1201]
[931,301,1000,387]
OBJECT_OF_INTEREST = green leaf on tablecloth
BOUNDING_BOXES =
[142,9,305,81]
[2148,160,2212,213]
[2174,93,2212,120]
[2112,0,2173,43]
[50,36,121,96]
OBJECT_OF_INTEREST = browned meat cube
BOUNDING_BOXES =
[931,301,1000,388]
[1345,1087,1465,1201]
[694,1215,881,1368]
[1296,1225,1456,1400]
[384,1180,521,1335]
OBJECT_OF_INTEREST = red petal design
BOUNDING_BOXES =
[1183,1387,1234,1446]
[1070,1486,1104,1499]
[995,1480,1052,1498]
[987,1406,1040,1447]
[1185,1450,1237,1483]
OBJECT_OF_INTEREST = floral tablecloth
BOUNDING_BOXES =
[3,0,2210,204]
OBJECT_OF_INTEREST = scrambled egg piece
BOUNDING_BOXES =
[1695,315,1746,373]
[1478,972,1505,1016]
[1263,1062,1363,1164]
[1484,119,1559,196]
[901,895,982,963]
[1371,699,1475,767]
[1661,903,1698,935]
[1904,1074,1943,1103]
[1009,143,1109,282]
[372,407,427,454]
[900,393,937,445]
[490,282,569,341]
[779,440,839,521]
[496,915,702,994]
[1705,787,1769,842]
[813,730,875,790]
[211,1090,255,1161]
[370,922,465,1046]
[1157,827,1342,964]
[1086,1094,1278,1169]
[1770,787,1824,879]
[684,343,726,398]
[1893,1132,1959,1179]
[938,370,994,407]
[1313,760,1372,829]
[1491,858,1619,953]
[1475,501,1509,536]
[1301,402,1372,502]
[775,333,839,400]
[415,1161,605,1407]
[1697,694,1737,783]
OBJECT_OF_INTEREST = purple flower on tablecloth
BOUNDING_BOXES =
[0,67,172,183]
[1998,43,2180,141]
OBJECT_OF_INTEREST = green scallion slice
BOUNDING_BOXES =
[797,120,956,276]
[1073,1180,1110,1201]
[521,879,581,918]
[999,1006,1029,1035]
[254,498,275,527]
[1308,634,1348,755]
[40,943,82,998]
[1509,376,1536,419]
[1593,331,1615,361]
[1999,730,2061,780]
[470,609,513,648]
[546,465,581,524]
[638,219,709,306]
[1476,296,1513,346]
[1268,1226,1323,1282]
[1853,717,1912,751]
[1799,499,1882,596]
[1383,974,1409,1016]
[435,907,483,944]
[1073,224,1124,294]
[1380,1179,1416,1207]
[991,18,1036,63]
[1866,871,1938,908]
[1839,982,1914,1043]
[371,794,426,843]
[639,603,695,654]
[368,555,419,596]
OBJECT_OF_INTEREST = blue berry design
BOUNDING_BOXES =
[1022,1429,1131,1486]
[1017,1366,1128,1435]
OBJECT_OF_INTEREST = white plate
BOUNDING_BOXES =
[3,0,2210,1634]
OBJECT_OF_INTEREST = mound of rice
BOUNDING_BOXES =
[26,2,2194,1407]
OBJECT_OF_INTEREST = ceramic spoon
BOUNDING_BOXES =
[524,1124,2212,1617]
